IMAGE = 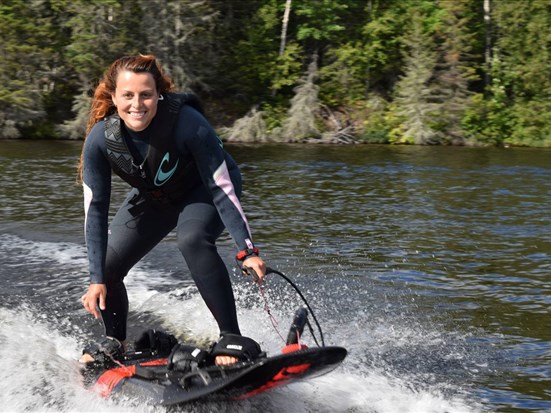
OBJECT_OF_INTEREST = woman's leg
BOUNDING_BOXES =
[176,186,241,336]
[102,191,179,341]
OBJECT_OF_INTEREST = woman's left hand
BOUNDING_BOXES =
[81,283,107,319]
[242,255,266,283]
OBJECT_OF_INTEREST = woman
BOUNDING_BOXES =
[79,54,266,366]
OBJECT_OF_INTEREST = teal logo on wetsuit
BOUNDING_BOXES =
[154,152,179,186]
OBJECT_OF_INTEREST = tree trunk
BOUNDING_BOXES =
[279,0,292,57]
[273,0,292,96]
[484,0,491,87]
[365,0,372,99]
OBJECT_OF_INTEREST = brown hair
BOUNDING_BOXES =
[78,54,175,180]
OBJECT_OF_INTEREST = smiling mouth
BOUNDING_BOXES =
[129,111,146,119]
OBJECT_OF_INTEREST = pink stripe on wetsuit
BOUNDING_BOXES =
[213,160,254,250]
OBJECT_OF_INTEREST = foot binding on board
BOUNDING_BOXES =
[134,329,178,357]
[80,336,124,368]
[210,334,264,362]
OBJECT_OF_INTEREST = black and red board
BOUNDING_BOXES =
[91,344,347,406]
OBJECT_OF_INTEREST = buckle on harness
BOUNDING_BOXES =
[127,189,170,216]
[148,189,165,201]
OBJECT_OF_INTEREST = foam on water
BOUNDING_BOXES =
[0,233,88,268]
[0,303,480,413]
[0,306,161,413]
[0,234,483,412]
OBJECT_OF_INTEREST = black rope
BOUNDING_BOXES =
[265,267,326,347]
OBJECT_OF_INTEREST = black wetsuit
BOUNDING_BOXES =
[82,103,255,341]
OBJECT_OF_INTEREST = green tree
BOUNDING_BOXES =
[227,1,301,103]
[463,69,510,145]
[279,57,321,142]
[492,0,551,146]
[317,1,377,105]
[2,0,551,146]
[0,0,68,138]
[389,8,439,144]
[220,107,268,143]
[139,0,219,92]
[430,0,479,144]
[61,0,145,138]
[63,0,142,86]
[294,0,347,48]
[318,0,415,142]
[361,0,413,97]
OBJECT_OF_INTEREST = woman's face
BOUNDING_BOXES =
[112,70,159,131]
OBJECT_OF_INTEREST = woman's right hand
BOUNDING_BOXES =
[242,255,267,283]
[81,283,107,319]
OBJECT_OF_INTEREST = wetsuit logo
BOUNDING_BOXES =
[154,152,179,186]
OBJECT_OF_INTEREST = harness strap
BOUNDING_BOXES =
[104,93,195,187]
[105,116,136,175]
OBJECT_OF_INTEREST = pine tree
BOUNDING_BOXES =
[492,0,551,146]
[139,0,219,92]
[58,91,91,140]
[390,9,438,144]
[220,107,268,143]
[61,0,145,137]
[279,57,321,142]
[430,0,478,145]
[0,0,64,137]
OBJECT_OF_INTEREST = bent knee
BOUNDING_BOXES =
[103,245,128,286]
[177,220,217,257]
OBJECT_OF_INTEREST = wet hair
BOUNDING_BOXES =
[78,54,175,180]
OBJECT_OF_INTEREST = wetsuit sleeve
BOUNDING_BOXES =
[176,106,255,252]
[82,122,112,283]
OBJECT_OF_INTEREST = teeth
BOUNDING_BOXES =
[129,112,145,118]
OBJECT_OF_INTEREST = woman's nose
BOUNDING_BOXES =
[131,96,143,107]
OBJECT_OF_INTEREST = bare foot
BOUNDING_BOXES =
[215,355,239,366]
[79,339,127,364]
[79,353,95,364]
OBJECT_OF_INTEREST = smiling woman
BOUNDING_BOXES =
[76,54,269,367]
[111,71,159,131]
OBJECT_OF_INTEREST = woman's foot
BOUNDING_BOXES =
[215,355,239,366]
[79,337,126,365]
[211,334,263,366]
[79,353,95,363]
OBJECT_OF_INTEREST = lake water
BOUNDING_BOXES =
[0,140,550,412]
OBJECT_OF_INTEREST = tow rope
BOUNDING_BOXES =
[241,266,326,347]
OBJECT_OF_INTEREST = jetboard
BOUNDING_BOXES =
[84,307,347,406]
[91,344,347,405]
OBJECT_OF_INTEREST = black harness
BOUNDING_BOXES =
[104,93,204,213]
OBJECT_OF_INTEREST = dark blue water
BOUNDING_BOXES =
[1,141,550,412]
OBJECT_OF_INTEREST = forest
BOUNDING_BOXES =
[1,0,551,146]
